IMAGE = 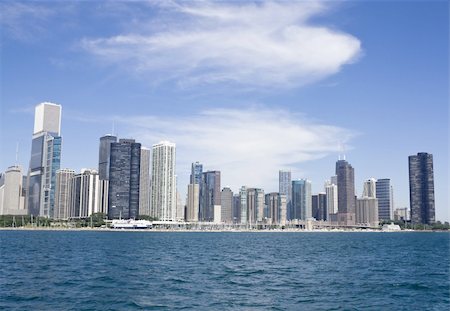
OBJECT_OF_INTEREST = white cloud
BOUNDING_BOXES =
[114,107,355,195]
[81,1,361,88]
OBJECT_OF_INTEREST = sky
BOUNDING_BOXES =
[0,0,448,221]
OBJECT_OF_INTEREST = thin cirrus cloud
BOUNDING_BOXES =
[115,107,355,193]
[81,1,362,88]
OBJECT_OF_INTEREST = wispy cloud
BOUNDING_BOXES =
[110,107,355,193]
[81,1,362,88]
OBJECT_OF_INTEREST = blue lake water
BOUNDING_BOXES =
[0,231,449,310]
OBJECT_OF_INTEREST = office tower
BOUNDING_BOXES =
[199,170,221,222]
[279,170,292,219]
[292,179,312,220]
[247,188,264,224]
[139,147,151,216]
[363,178,377,198]
[98,135,117,180]
[239,186,247,224]
[54,168,75,219]
[187,184,199,221]
[325,179,338,216]
[151,141,176,221]
[176,190,184,221]
[336,160,356,226]
[375,179,394,221]
[265,192,281,225]
[221,187,233,224]
[27,102,62,217]
[0,165,27,215]
[69,169,100,218]
[312,193,327,221]
[279,194,287,226]
[108,139,141,219]
[409,153,435,224]
[190,162,203,184]
[356,197,379,227]
[232,194,241,223]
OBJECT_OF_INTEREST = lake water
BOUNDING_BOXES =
[0,231,449,310]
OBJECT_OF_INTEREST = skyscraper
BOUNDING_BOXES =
[291,179,312,220]
[70,169,100,218]
[312,192,327,221]
[139,147,151,216]
[247,188,264,224]
[232,194,241,224]
[98,135,117,180]
[325,179,338,217]
[376,179,394,221]
[336,159,356,226]
[265,192,287,225]
[27,102,62,217]
[186,183,199,222]
[356,197,379,227]
[363,178,377,198]
[221,187,233,224]
[151,141,176,221]
[199,171,221,222]
[239,186,247,224]
[54,168,75,219]
[279,170,292,219]
[409,153,435,224]
[108,139,141,219]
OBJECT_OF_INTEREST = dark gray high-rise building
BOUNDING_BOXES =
[199,171,221,222]
[312,193,327,221]
[409,153,435,224]
[376,179,394,221]
[98,135,117,180]
[336,159,356,226]
[108,139,141,219]
[232,194,241,223]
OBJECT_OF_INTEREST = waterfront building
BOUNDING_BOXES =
[232,194,241,224]
[356,197,379,227]
[98,135,117,180]
[247,188,265,223]
[376,179,394,221]
[199,170,221,222]
[221,187,233,224]
[409,153,435,224]
[0,165,27,215]
[291,179,312,220]
[176,190,184,221]
[279,170,292,219]
[239,186,247,224]
[312,192,327,221]
[363,178,377,198]
[54,168,75,219]
[151,141,176,221]
[186,184,199,221]
[69,169,100,218]
[394,207,410,221]
[190,162,203,184]
[108,139,141,220]
[336,159,356,226]
[139,147,151,216]
[26,102,62,217]
[325,179,338,218]
[265,192,287,225]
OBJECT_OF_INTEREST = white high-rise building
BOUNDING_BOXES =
[139,147,151,216]
[27,102,62,217]
[363,178,377,198]
[325,179,338,215]
[150,141,176,221]
[0,165,27,215]
[54,168,75,219]
[69,169,99,218]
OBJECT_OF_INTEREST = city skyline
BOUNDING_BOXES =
[1,1,448,221]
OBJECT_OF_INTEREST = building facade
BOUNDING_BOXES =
[363,178,377,198]
[0,165,27,216]
[409,152,435,224]
[186,183,199,222]
[54,168,75,219]
[312,193,327,221]
[199,171,221,222]
[221,187,233,224]
[150,141,176,221]
[279,170,292,219]
[356,197,379,227]
[139,147,151,216]
[108,139,141,219]
[292,179,312,220]
[26,102,62,217]
[336,160,356,226]
[325,179,338,218]
[376,179,394,221]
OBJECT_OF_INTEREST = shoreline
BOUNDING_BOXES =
[0,227,447,233]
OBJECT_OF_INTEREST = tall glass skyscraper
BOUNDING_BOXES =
[108,139,141,219]
[409,153,435,224]
[279,170,292,219]
[375,179,394,221]
[26,102,62,217]
[291,179,312,220]
[199,171,221,222]
[190,162,203,184]
[98,134,117,180]
[336,159,356,226]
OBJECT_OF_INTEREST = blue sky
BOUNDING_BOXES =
[1,1,448,221]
